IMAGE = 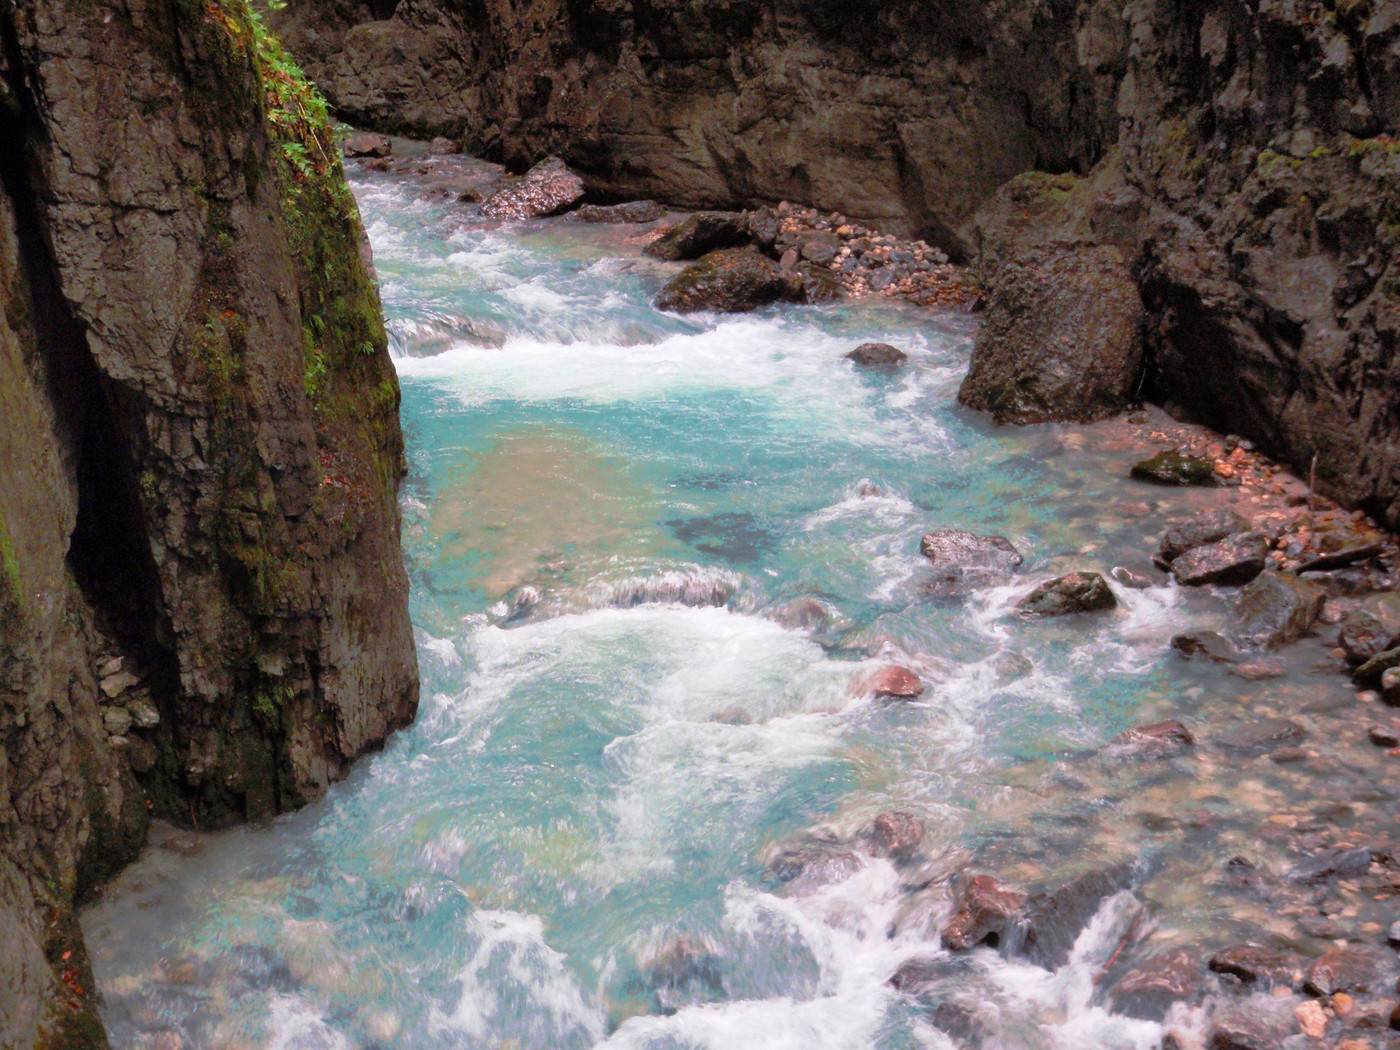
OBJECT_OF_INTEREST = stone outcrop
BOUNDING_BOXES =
[0,2,418,1045]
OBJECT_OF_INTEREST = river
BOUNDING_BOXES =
[80,148,1390,1050]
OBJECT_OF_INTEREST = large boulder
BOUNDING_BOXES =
[1015,865,1133,968]
[1018,571,1117,616]
[957,245,1144,425]
[479,156,585,219]
[1230,572,1325,649]
[654,248,802,313]
[1108,948,1206,1021]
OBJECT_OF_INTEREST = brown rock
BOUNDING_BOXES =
[864,811,925,861]
[1109,948,1205,1020]
[1208,944,1299,988]
[941,875,1026,951]
[859,665,925,700]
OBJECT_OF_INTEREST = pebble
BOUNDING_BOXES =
[1295,999,1328,1039]
[1370,725,1400,748]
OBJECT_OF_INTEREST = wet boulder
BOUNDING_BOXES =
[861,811,925,861]
[956,245,1145,425]
[1111,566,1153,589]
[1160,508,1252,561]
[1018,572,1116,616]
[654,248,802,313]
[1297,543,1384,574]
[343,131,391,157]
[1131,451,1218,486]
[1230,572,1325,649]
[857,665,925,700]
[1015,864,1133,969]
[1338,609,1392,666]
[643,212,751,261]
[1108,948,1206,1021]
[795,261,843,303]
[1304,945,1395,996]
[845,342,907,368]
[1171,630,1237,662]
[1110,720,1196,758]
[920,529,1023,571]
[479,156,585,219]
[573,200,666,223]
[766,842,863,896]
[941,875,1026,951]
[1171,533,1268,587]
[1208,945,1300,989]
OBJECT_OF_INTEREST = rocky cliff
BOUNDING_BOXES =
[0,2,418,1045]
[271,0,1400,529]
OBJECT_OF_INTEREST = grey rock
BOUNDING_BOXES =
[1217,718,1306,756]
[1207,1016,1284,1050]
[1171,533,1268,587]
[654,248,802,313]
[1110,720,1196,758]
[1289,846,1373,883]
[1018,571,1117,616]
[1160,508,1251,561]
[919,529,1023,571]
[1171,630,1237,662]
[1208,944,1299,988]
[1015,864,1134,969]
[1230,572,1325,649]
[1339,609,1392,666]
[643,212,750,261]
[844,342,907,368]
[572,200,666,223]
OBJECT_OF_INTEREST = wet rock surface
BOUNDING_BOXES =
[1018,571,1117,616]
[941,875,1027,951]
[1171,533,1268,587]
[844,342,908,368]
[1231,573,1326,650]
[1132,452,1219,487]
[643,212,750,261]
[958,245,1144,425]
[1108,948,1206,1020]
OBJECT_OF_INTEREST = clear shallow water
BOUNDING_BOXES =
[83,161,1384,1050]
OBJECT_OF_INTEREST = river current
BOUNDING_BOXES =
[81,154,1388,1049]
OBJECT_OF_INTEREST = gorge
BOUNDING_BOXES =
[1,0,1400,1048]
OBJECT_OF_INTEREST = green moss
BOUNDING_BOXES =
[251,680,295,722]
[0,511,24,625]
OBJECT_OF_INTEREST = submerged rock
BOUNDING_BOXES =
[1018,572,1116,616]
[957,245,1144,424]
[1111,566,1153,589]
[572,200,666,223]
[1015,865,1133,969]
[1208,945,1300,988]
[1131,452,1218,486]
[858,665,926,700]
[1288,846,1372,883]
[643,212,750,260]
[654,248,802,313]
[1171,533,1267,587]
[1217,718,1306,756]
[1231,572,1325,649]
[479,156,585,219]
[1171,630,1237,662]
[1207,1016,1285,1050]
[1304,946,1395,996]
[1108,948,1205,1021]
[844,342,907,368]
[941,875,1026,951]
[919,529,1023,571]
[1111,720,1196,758]
[861,811,925,861]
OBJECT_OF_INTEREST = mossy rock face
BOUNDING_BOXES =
[1130,452,1218,486]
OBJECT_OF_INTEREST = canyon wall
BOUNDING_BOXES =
[271,0,1400,527]
[0,2,417,1045]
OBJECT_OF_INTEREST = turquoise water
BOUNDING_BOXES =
[81,159,1369,1050]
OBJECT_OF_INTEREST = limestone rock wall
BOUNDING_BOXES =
[0,2,418,1045]
[270,0,1130,252]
